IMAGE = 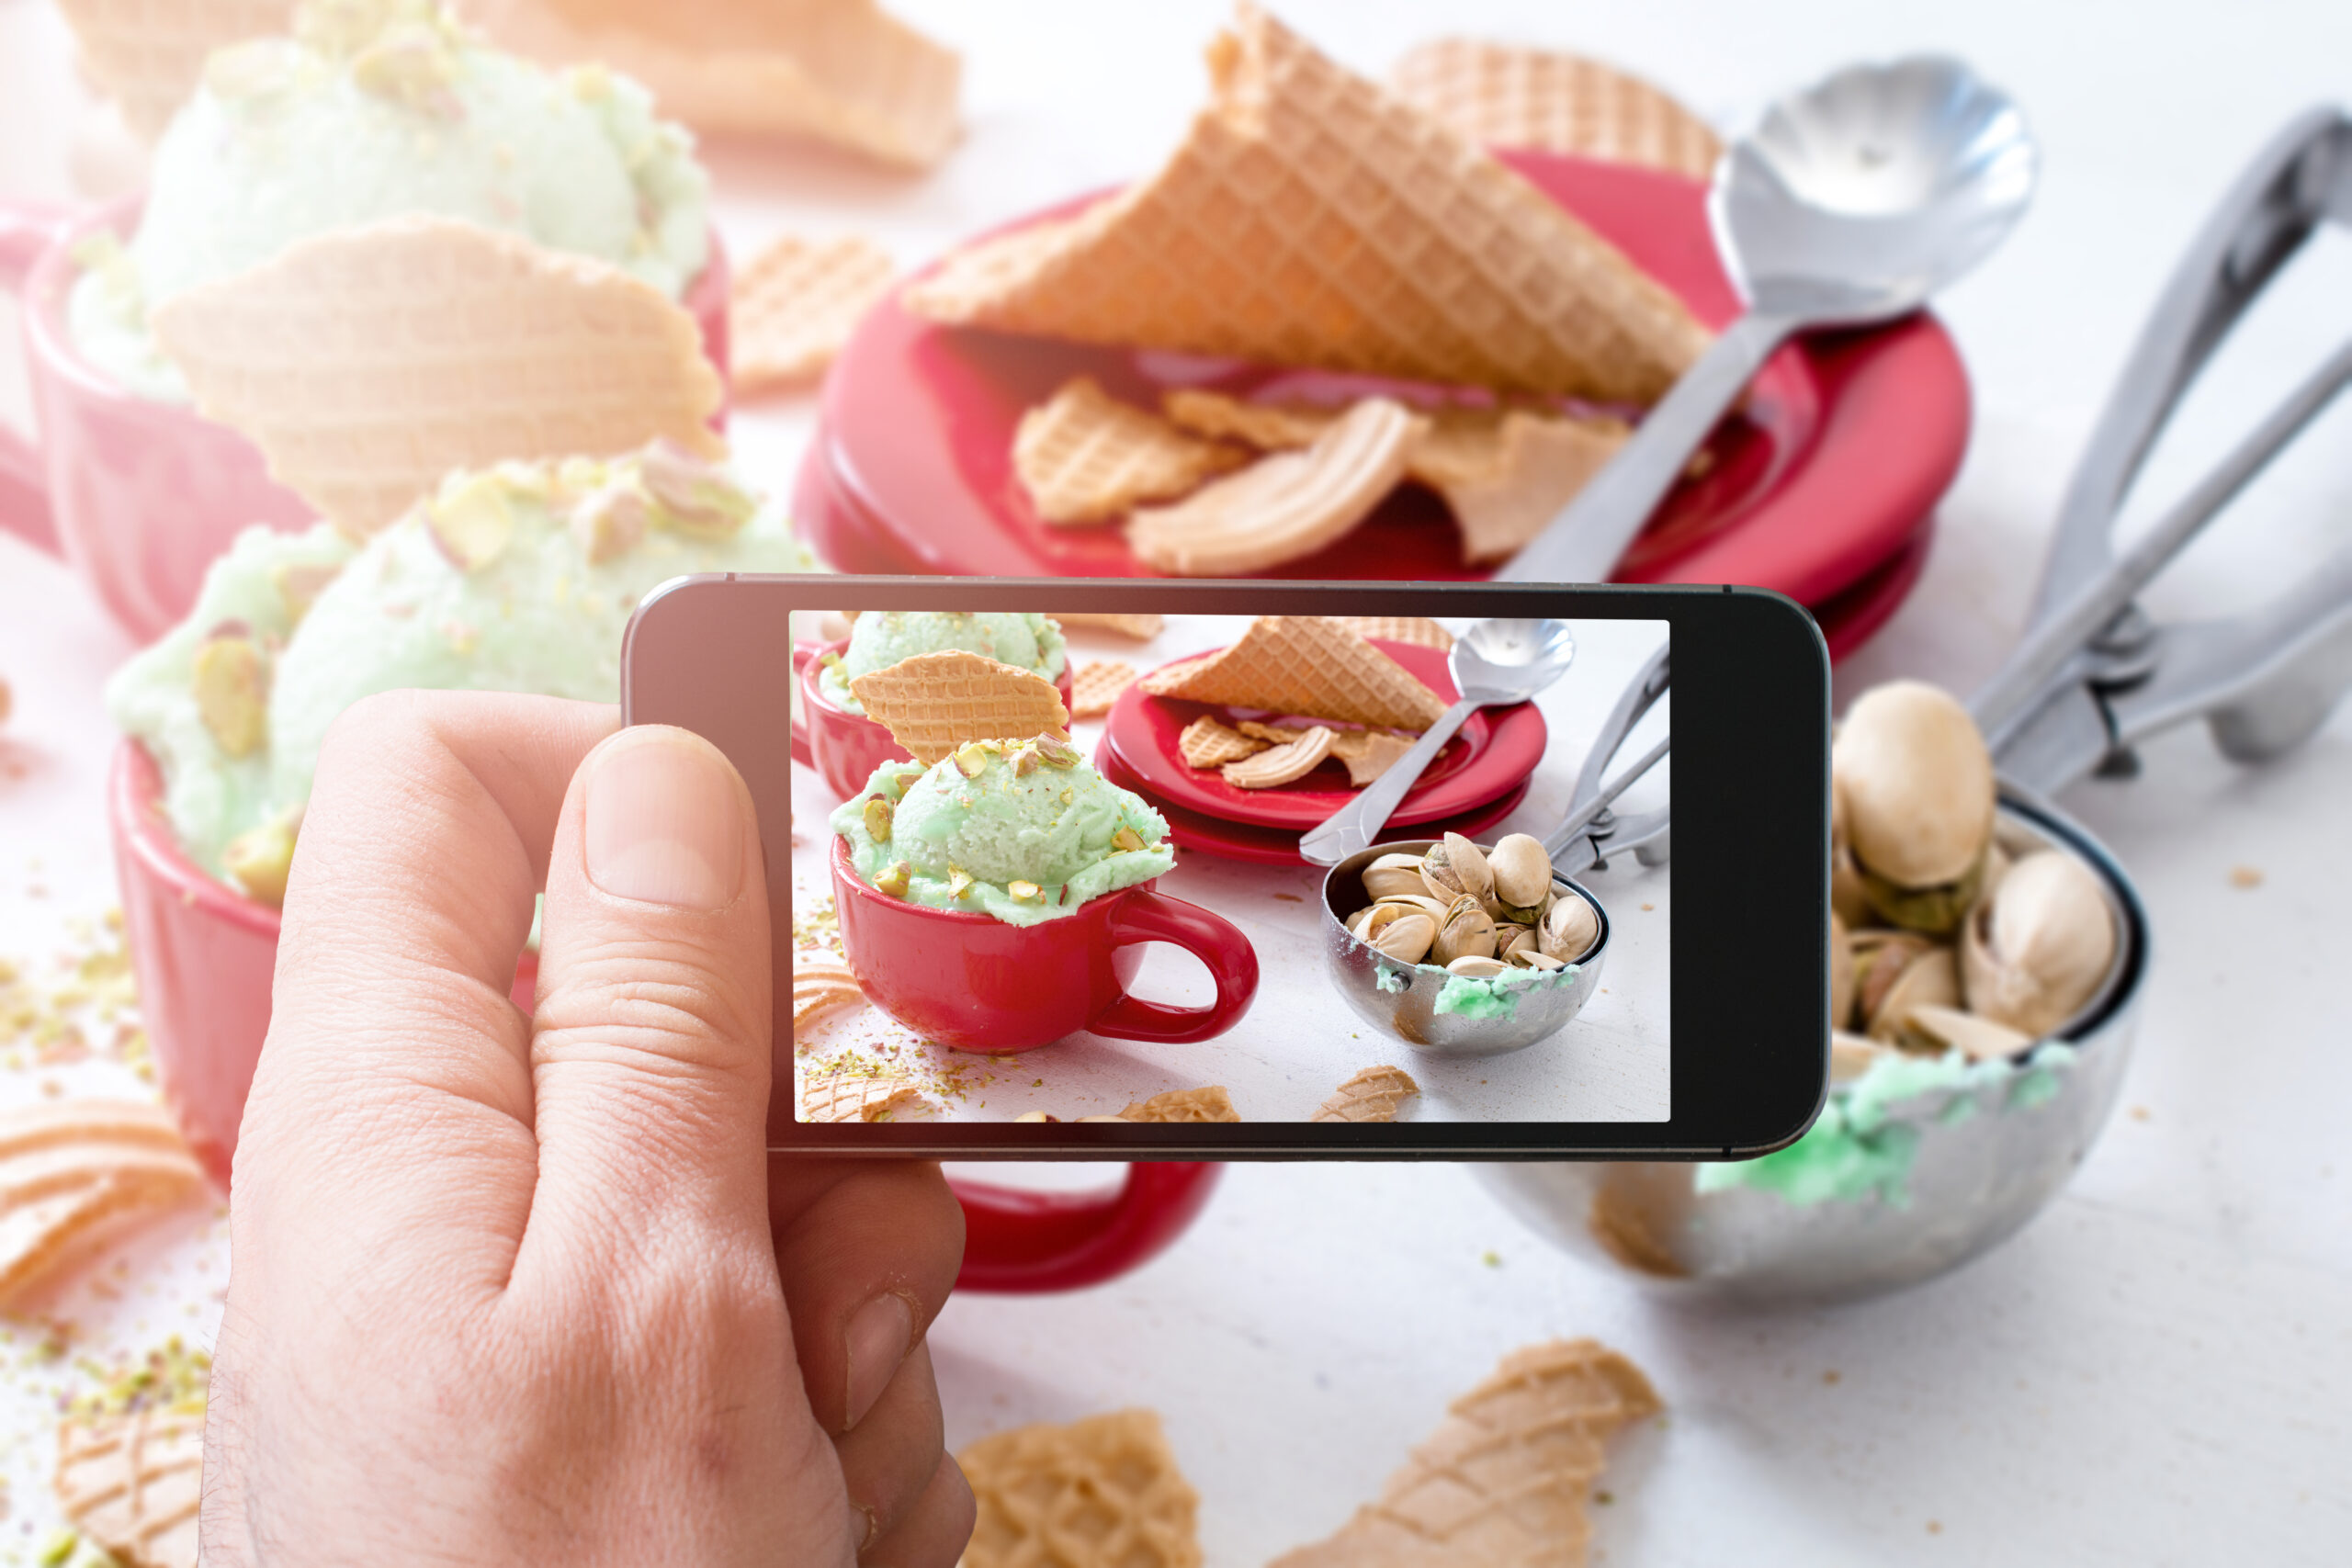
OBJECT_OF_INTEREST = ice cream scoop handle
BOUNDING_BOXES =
[1091,889,1261,1045]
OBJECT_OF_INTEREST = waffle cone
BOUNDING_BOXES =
[1178,716,1268,768]
[1017,378,1248,525]
[1052,611,1165,640]
[1271,1338,1660,1568]
[1140,616,1448,732]
[1118,1086,1239,1123]
[57,1404,204,1568]
[904,5,1707,402]
[1389,39,1723,182]
[790,957,867,1029]
[53,0,291,141]
[959,1408,1203,1568]
[848,652,1070,765]
[1414,410,1629,563]
[0,1101,207,1309]
[1340,616,1453,651]
[1070,660,1137,718]
[734,232,897,389]
[800,1071,927,1123]
[152,216,724,536]
[1312,1064,1420,1122]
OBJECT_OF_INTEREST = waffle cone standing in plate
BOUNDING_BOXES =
[903,3,1709,404]
[1140,616,1449,732]
[57,1404,204,1568]
[53,0,293,141]
[1389,38,1724,182]
[847,649,1070,765]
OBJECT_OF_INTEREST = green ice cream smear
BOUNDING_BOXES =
[1432,964,1577,1020]
[831,741,1173,927]
[819,612,1067,715]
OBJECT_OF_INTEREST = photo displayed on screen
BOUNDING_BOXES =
[788,610,1669,1125]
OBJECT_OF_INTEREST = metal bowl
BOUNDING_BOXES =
[1475,795,2149,1304]
[1318,839,1611,1058]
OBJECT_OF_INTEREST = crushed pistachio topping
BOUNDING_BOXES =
[1033,735,1080,769]
[350,24,463,117]
[64,1336,211,1425]
[1058,787,1075,806]
[1,910,151,1077]
[1010,743,1042,777]
[873,862,912,899]
[271,559,343,626]
[639,440,757,539]
[425,470,516,574]
[571,482,649,565]
[203,37,302,102]
[861,796,893,842]
[953,742,991,779]
[946,865,975,900]
[1008,880,1042,902]
[1111,826,1148,854]
[221,808,301,908]
[191,636,269,758]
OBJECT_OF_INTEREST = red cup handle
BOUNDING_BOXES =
[789,642,819,769]
[1091,888,1260,1045]
[952,1162,1222,1292]
[0,203,69,557]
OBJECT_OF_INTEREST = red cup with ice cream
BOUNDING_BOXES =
[791,635,1079,801]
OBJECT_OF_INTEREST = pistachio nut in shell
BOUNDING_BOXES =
[1511,950,1568,972]
[1893,1003,2032,1062]
[1420,832,1493,903]
[1860,852,1984,937]
[1487,834,1553,908]
[1865,943,1961,1043]
[1498,924,1540,964]
[1831,842,1872,930]
[1962,849,2116,1038]
[1849,929,1939,1026]
[1832,680,1996,889]
[1362,853,1427,900]
[1365,909,1437,965]
[1445,955,1510,977]
[1539,893,1600,963]
[1829,912,1856,1031]
[1377,893,1453,922]
[1430,896,1498,964]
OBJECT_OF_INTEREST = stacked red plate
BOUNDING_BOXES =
[793,151,1968,661]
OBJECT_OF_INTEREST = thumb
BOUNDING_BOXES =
[519,725,775,1275]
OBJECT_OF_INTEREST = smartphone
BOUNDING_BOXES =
[624,576,1828,1157]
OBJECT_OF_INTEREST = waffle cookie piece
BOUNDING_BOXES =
[1118,1086,1240,1123]
[790,957,867,1031]
[1221,726,1334,789]
[1178,716,1268,768]
[1412,409,1630,563]
[1270,1338,1660,1568]
[733,233,896,389]
[152,216,724,536]
[848,650,1071,765]
[1340,616,1454,651]
[904,5,1707,404]
[57,1404,204,1568]
[1140,616,1448,732]
[1389,38,1724,181]
[1017,378,1247,525]
[1312,1064,1420,1122]
[801,1071,929,1123]
[1336,730,1416,787]
[959,1409,1203,1568]
[53,0,291,141]
[1051,612,1165,640]
[0,1101,209,1311]
[1070,660,1137,719]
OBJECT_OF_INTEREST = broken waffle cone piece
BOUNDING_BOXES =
[1339,731,1416,787]
[464,0,961,168]
[1118,1086,1240,1123]
[1340,616,1454,651]
[1389,37,1724,181]
[1162,388,1339,451]
[1052,611,1165,640]
[0,1101,208,1311]
[1270,1338,1661,1568]
[847,650,1070,765]
[790,957,867,1031]
[1178,716,1269,769]
[1140,616,1448,732]
[959,1408,1203,1568]
[1412,409,1630,563]
[801,1071,929,1123]
[1221,726,1334,788]
[1070,660,1137,718]
[53,0,291,141]
[904,4,1708,403]
[1312,1064,1420,1122]
[152,216,724,536]
[733,232,896,389]
[1128,398,1425,575]
[57,1404,204,1568]
[1017,378,1247,525]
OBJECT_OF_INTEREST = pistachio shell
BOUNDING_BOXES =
[1831,680,1996,889]
[1420,832,1493,904]
[1864,943,1961,1043]
[1498,924,1540,964]
[1829,911,1856,1031]
[1378,893,1453,921]
[1961,849,2116,1038]
[1445,955,1509,977]
[1893,1003,2032,1062]
[1431,895,1498,964]
[1860,852,1985,937]
[1831,842,1872,931]
[1362,853,1428,900]
[1828,1029,1891,1084]
[1849,929,1938,1026]
[1487,834,1553,908]
[1366,910,1437,965]
[1512,951,1567,972]
[1539,893,1600,963]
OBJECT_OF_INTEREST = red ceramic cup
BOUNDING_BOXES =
[830,835,1261,1054]
[110,738,1211,1290]
[790,638,1079,800]
[0,197,732,643]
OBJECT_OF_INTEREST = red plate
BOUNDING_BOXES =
[1097,732,1533,868]
[1104,639,1544,831]
[795,150,1969,611]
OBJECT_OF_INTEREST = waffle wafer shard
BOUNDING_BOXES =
[903,5,1708,403]
[1178,716,1268,768]
[464,0,960,168]
[1070,660,1137,718]
[849,651,1070,765]
[1270,1338,1661,1568]
[152,216,724,536]
[1017,378,1247,525]
[1341,616,1454,651]
[801,1071,928,1123]
[1339,731,1415,786]
[57,1404,204,1568]
[53,0,292,141]
[1118,1086,1240,1123]
[1129,398,1424,575]
[1141,616,1449,732]
[1313,1064,1420,1122]
[1052,611,1165,640]
[1162,389,1339,451]
[734,233,896,389]
[1415,410,1630,563]
[1390,38,1724,181]
[790,957,866,1030]
[1222,726,1333,788]
[0,1101,209,1310]
[959,1409,1203,1568]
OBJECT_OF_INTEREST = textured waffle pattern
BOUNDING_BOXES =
[1389,39,1723,181]
[1162,389,1336,450]
[1178,716,1268,768]
[1141,616,1448,732]
[800,1072,925,1123]
[905,5,1707,402]
[848,651,1070,765]
[1118,1086,1239,1123]
[1221,726,1332,788]
[1413,410,1628,563]
[959,1408,1204,1568]
[0,1101,206,1309]
[791,957,867,1029]
[1312,1064,1420,1122]
[57,1405,204,1568]
[152,217,724,536]
[1339,731,1415,786]
[734,233,897,388]
[1340,616,1453,650]
[54,0,291,139]
[1070,661,1136,718]
[1270,1338,1660,1568]
[1016,378,1245,525]
[1051,612,1165,640]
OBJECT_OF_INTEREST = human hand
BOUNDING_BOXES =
[202,692,972,1564]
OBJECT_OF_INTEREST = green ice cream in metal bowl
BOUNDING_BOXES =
[831,739,1173,927]
[818,612,1068,716]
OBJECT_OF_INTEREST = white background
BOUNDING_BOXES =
[3,0,2349,1562]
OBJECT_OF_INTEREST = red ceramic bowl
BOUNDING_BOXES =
[829,836,1260,1054]
[792,637,1079,802]
[0,197,732,642]
[110,738,1220,1291]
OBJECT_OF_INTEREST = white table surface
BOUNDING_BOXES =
[4,0,2350,1562]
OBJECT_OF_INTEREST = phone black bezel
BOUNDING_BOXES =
[624,574,1830,1158]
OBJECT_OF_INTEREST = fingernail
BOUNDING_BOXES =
[583,731,743,909]
[842,1291,914,1431]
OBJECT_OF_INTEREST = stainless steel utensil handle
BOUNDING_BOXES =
[1497,311,1800,584]
[1544,735,1671,867]
[1569,644,1671,810]
[1296,696,1481,865]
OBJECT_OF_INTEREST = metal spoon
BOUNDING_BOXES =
[1499,55,2038,584]
[1298,618,1575,866]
